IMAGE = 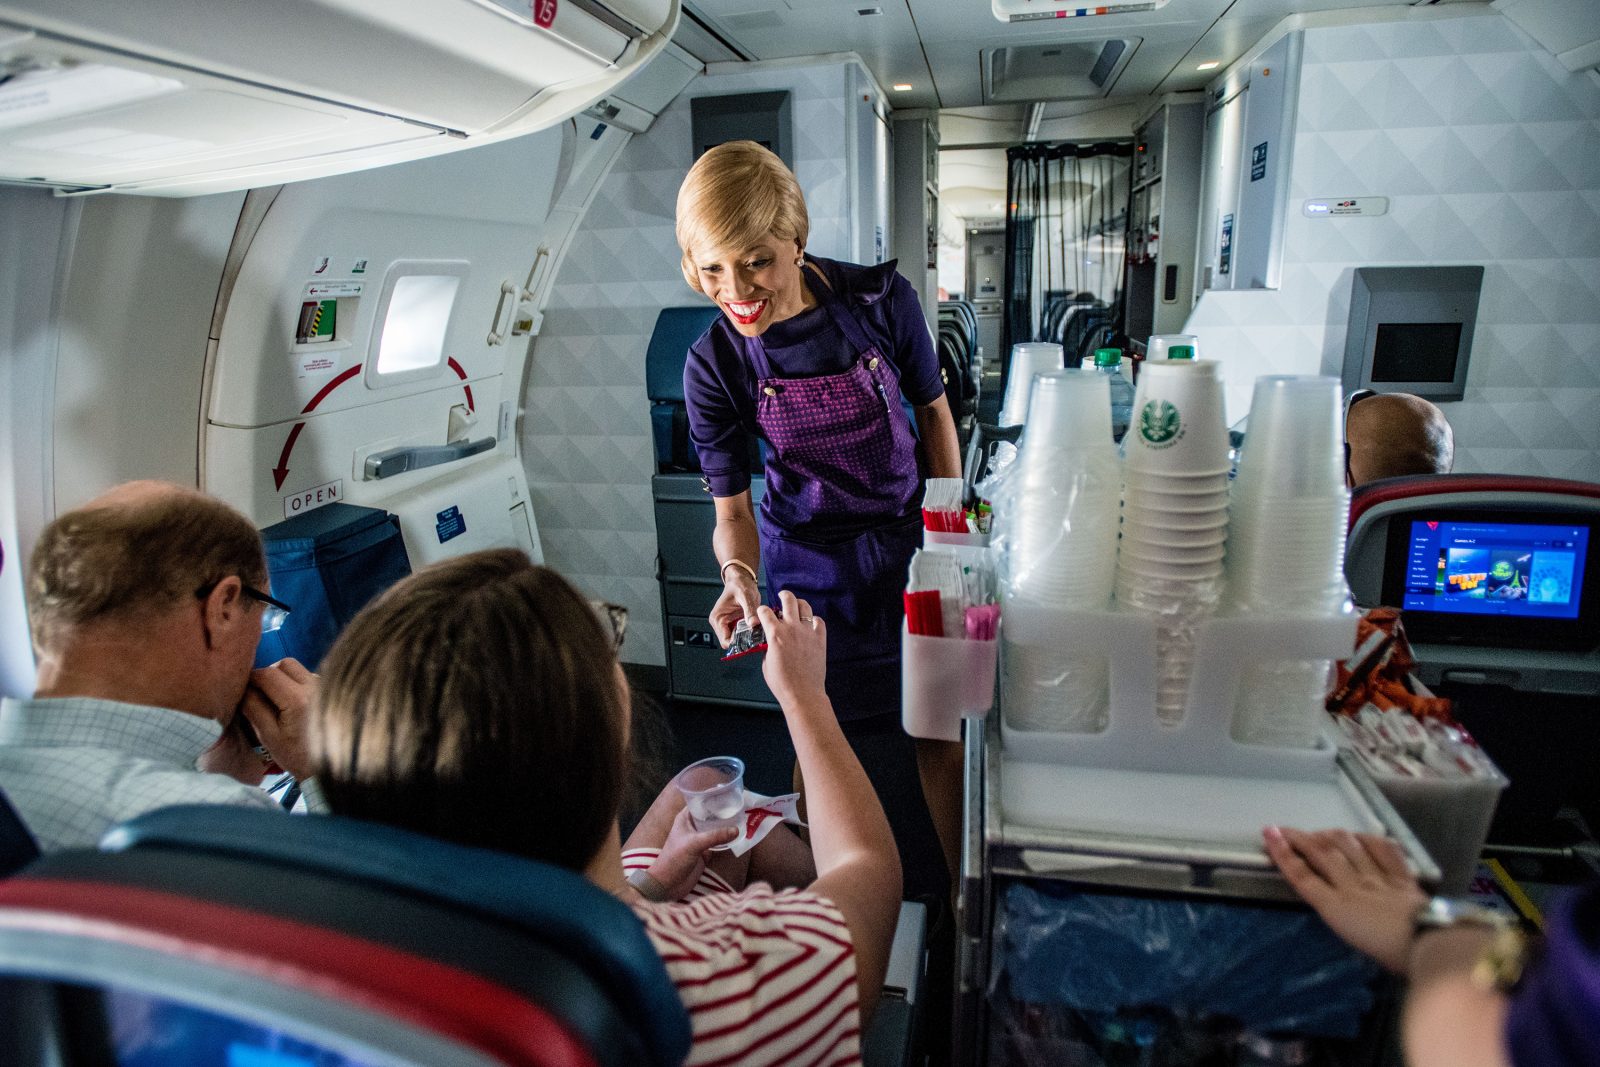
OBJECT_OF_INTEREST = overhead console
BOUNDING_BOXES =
[0,0,677,196]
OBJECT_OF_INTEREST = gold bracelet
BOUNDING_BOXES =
[720,559,758,585]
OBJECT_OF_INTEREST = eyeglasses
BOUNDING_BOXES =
[195,580,293,635]
[593,601,628,652]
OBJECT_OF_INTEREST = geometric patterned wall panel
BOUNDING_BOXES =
[1184,13,1600,482]
[522,59,866,665]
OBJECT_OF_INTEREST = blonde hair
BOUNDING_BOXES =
[675,140,809,294]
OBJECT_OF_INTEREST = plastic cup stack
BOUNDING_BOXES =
[998,370,1121,732]
[997,342,1065,426]
[1146,334,1200,362]
[1115,360,1231,726]
[1227,375,1351,748]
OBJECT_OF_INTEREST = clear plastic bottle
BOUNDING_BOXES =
[1093,347,1136,443]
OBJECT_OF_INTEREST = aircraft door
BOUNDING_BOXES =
[203,128,568,566]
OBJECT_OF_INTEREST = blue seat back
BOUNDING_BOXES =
[102,805,691,1066]
[254,502,412,670]
[646,306,721,473]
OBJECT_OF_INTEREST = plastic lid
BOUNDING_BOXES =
[1093,346,1123,367]
[1168,345,1195,360]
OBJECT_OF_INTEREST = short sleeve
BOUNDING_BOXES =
[683,330,754,498]
[887,273,944,406]
[634,886,862,1066]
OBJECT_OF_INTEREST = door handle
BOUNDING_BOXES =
[520,246,550,301]
[364,436,496,480]
[486,279,519,346]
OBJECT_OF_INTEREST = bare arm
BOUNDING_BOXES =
[913,394,962,479]
[759,593,901,1024]
[1403,927,1512,1067]
[710,491,762,645]
[1264,827,1511,1067]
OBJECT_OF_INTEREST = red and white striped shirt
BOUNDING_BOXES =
[622,847,862,1067]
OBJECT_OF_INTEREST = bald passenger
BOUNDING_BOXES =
[1345,392,1454,489]
[0,481,320,852]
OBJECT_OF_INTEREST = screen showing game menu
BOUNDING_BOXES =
[1401,519,1589,620]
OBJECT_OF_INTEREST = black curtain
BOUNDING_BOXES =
[1001,141,1134,386]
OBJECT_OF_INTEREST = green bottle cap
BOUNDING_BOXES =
[1093,347,1123,367]
[1168,344,1195,360]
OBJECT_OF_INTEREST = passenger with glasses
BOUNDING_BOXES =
[0,480,324,853]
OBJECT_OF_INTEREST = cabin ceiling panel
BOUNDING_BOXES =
[1153,15,1286,93]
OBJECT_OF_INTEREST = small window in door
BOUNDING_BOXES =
[366,261,469,387]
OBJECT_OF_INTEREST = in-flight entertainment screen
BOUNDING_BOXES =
[1401,519,1589,620]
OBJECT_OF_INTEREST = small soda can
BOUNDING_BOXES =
[722,618,767,661]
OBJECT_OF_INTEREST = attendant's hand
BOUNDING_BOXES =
[239,658,318,782]
[648,806,739,900]
[711,570,762,646]
[757,591,827,710]
[1263,826,1427,974]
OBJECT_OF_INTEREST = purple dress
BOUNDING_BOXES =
[1505,883,1600,1067]
[684,257,943,721]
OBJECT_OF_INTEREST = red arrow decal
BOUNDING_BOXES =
[273,422,306,491]
[302,363,363,414]
[447,357,475,412]
[273,363,363,490]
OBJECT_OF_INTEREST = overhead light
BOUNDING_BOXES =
[1196,61,1220,71]
[893,83,913,91]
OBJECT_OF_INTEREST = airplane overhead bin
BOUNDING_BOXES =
[0,0,677,195]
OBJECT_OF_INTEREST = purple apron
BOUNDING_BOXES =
[1505,884,1600,1067]
[745,271,923,720]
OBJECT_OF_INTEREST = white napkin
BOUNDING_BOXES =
[724,789,805,857]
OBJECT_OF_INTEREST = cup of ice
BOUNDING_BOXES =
[675,756,746,844]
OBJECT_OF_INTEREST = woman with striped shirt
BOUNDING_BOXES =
[309,549,903,1067]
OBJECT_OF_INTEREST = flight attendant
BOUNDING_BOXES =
[677,141,963,904]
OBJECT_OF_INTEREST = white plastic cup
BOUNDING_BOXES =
[1119,519,1228,549]
[1147,334,1200,362]
[1123,487,1231,513]
[676,756,745,837]
[998,342,1065,426]
[1020,370,1114,454]
[1119,540,1227,566]
[1121,504,1230,532]
[1233,376,1344,499]
[1124,361,1230,475]
[1123,470,1232,493]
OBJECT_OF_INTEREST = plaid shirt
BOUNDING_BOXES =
[0,695,290,852]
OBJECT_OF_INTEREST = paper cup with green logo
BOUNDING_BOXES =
[1124,361,1230,476]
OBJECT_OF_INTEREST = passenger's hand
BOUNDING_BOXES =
[1263,826,1427,974]
[198,715,269,786]
[757,591,827,710]
[648,805,739,901]
[711,570,762,646]
[239,658,318,782]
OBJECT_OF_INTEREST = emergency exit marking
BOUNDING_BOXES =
[1250,142,1268,182]
[283,479,343,520]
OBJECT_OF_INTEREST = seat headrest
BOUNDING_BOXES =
[1349,473,1600,530]
[102,806,690,1067]
[646,306,722,402]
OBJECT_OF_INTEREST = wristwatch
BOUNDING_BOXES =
[1412,896,1529,992]
[626,867,672,903]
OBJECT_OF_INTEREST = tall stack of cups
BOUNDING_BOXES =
[1115,360,1231,726]
[1227,376,1350,747]
[998,342,1065,426]
[999,370,1121,732]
